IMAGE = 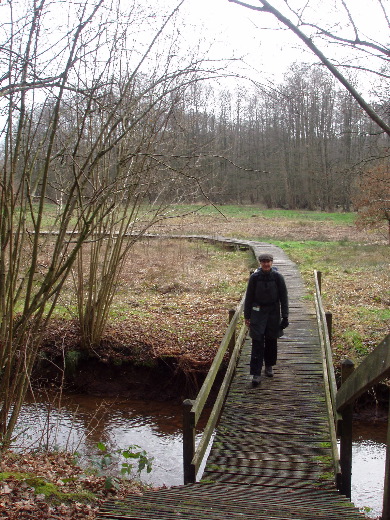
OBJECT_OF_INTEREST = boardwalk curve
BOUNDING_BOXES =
[97,238,366,520]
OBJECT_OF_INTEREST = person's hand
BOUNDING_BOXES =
[245,319,250,328]
[281,317,289,329]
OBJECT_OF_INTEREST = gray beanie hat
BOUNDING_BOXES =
[258,253,274,262]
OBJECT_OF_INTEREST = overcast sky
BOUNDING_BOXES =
[178,0,389,90]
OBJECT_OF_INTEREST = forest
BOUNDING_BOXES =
[155,67,389,211]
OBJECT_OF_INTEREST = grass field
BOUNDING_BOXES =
[154,205,389,368]
[39,204,389,376]
[152,204,386,245]
[169,205,357,224]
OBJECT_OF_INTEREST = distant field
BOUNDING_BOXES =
[155,204,385,245]
[171,205,356,224]
[27,203,356,226]
[28,203,388,372]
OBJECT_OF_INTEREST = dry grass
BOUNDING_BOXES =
[42,210,388,375]
[44,239,253,371]
[150,212,387,244]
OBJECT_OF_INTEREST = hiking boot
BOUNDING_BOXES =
[265,366,274,377]
[252,375,261,387]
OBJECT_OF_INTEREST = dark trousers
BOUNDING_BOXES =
[250,334,277,376]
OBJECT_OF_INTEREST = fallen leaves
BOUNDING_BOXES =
[0,450,145,520]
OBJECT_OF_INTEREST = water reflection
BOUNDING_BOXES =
[351,420,387,519]
[13,393,193,487]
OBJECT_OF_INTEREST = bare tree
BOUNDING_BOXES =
[354,163,390,243]
[228,0,390,136]
[0,0,224,445]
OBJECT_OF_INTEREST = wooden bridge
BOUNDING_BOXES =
[97,238,389,520]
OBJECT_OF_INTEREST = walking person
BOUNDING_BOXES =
[244,253,289,387]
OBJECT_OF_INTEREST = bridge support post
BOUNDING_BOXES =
[228,308,236,358]
[339,359,355,498]
[325,312,333,343]
[183,399,196,485]
[317,271,322,293]
[382,397,390,520]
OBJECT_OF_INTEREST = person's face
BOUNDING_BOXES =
[260,259,273,272]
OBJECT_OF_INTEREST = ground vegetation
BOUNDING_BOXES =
[0,207,388,519]
[0,450,146,519]
[39,238,252,394]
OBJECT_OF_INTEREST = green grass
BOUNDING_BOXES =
[357,308,390,321]
[21,203,357,234]
[266,239,388,273]
[170,204,356,224]
[0,472,96,504]
[339,330,368,356]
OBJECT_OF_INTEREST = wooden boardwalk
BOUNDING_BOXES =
[97,240,366,520]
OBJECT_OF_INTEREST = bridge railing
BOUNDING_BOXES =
[315,270,390,520]
[336,334,390,519]
[183,294,247,484]
[313,270,342,487]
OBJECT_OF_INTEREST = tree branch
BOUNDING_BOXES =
[298,22,390,57]
[228,0,266,11]
[229,0,390,137]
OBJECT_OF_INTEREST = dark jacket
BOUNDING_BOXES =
[244,268,288,340]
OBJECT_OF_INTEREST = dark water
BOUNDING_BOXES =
[13,393,387,517]
[14,393,191,487]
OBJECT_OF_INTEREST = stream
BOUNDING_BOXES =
[13,392,387,518]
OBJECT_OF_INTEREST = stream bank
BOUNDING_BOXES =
[33,349,389,411]
[33,350,221,403]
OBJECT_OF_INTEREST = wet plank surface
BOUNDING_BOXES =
[96,239,366,520]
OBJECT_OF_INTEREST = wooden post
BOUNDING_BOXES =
[339,359,355,498]
[317,271,322,294]
[382,397,390,520]
[183,399,196,484]
[325,312,333,343]
[228,308,236,358]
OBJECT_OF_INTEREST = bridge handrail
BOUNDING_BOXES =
[183,294,247,484]
[336,334,390,412]
[314,270,338,419]
[315,270,390,518]
[336,333,390,518]
[313,270,341,486]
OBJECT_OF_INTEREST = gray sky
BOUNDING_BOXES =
[179,0,389,90]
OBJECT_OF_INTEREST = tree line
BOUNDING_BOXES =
[165,63,389,211]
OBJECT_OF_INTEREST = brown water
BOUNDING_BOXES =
[13,393,387,517]
[14,393,193,487]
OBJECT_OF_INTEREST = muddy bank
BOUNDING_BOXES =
[33,353,218,403]
[33,350,389,420]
